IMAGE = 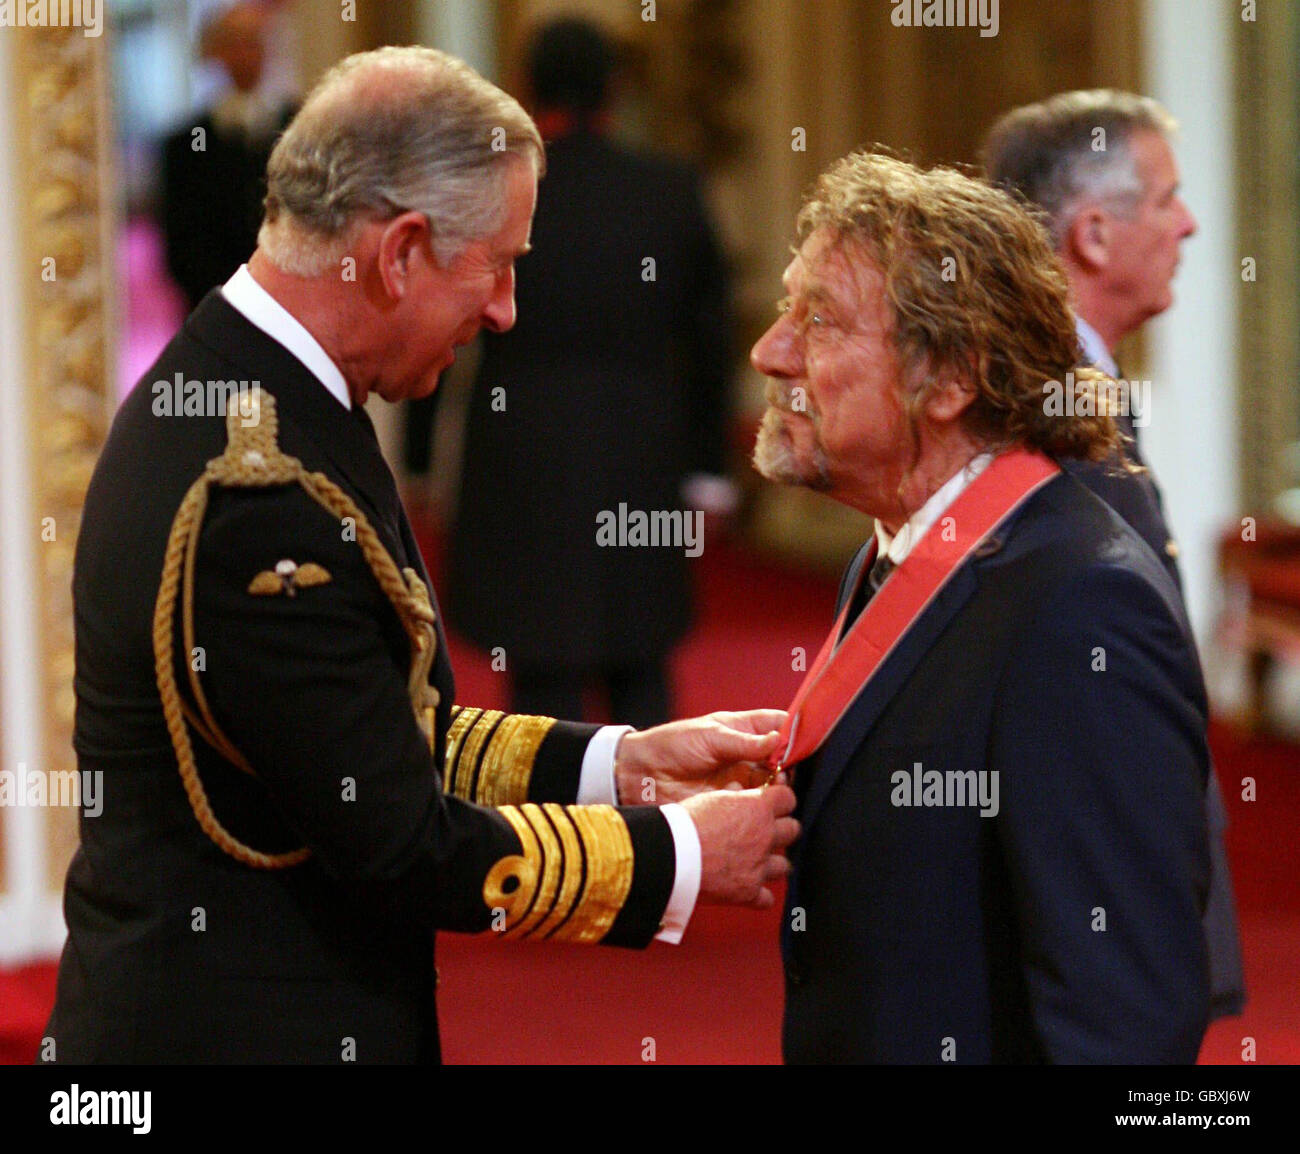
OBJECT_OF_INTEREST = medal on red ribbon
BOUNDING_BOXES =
[771,449,1061,772]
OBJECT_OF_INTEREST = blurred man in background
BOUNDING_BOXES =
[449,17,735,729]
[983,90,1245,1020]
[159,1,296,308]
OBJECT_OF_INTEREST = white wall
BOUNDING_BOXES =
[415,0,498,78]
[1141,0,1239,648]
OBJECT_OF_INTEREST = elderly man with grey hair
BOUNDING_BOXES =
[45,46,797,1063]
[983,89,1245,1021]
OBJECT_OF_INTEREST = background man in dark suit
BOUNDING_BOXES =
[983,90,1245,1019]
[159,2,296,309]
[751,151,1211,1063]
[449,18,734,727]
[45,45,796,1063]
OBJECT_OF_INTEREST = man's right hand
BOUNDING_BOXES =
[681,785,799,909]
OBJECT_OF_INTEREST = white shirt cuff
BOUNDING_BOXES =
[577,726,700,944]
[655,803,701,944]
[577,725,633,804]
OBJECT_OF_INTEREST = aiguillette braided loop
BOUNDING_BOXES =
[152,386,440,869]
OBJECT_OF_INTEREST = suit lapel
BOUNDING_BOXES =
[796,563,979,837]
[781,555,979,960]
[835,540,875,643]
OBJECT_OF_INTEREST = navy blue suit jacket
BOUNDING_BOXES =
[1066,411,1245,1018]
[1065,414,1181,589]
[781,473,1212,1063]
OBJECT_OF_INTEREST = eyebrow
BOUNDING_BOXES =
[781,278,838,308]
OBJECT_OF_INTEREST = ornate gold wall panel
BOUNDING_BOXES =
[8,23,115,892]
[1234,3,1298,511]
[293,0,414,90]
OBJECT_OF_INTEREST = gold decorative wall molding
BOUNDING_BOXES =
[1234,3,1299,511]
[8,22,115,891]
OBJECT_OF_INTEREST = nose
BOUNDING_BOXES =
[481,265,517,333]
[751,314,802,380]
[1176,196,1197,239]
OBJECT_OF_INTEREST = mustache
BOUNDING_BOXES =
[764,379,818,422]
[764,380,799,411]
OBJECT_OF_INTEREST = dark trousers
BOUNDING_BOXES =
[512,660,671,730]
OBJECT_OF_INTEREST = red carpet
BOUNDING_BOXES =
[1197,723,1300,1065]
[3,528,1297,1063]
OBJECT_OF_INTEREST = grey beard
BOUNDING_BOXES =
[751,407,832,491]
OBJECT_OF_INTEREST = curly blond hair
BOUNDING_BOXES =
[797,150,1119,462]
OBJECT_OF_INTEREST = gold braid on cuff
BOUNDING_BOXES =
[152,387,440,870]
[483,803,635,943]
[445,708,557,806]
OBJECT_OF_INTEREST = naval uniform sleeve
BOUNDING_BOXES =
[989,560,1211,1062]
[441,706,606,805]
[184,481,675,946]
[442,716,702,943]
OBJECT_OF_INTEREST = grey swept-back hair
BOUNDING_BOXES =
[981,89,1177,248]
[258,45,544,274]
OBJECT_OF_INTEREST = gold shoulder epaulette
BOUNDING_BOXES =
[152,386,439,870]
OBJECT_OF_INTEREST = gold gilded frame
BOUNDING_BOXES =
[1234,4,1299,511]
[8,22,115,891]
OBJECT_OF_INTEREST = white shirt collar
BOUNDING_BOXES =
[1075,314,1119,378]
[220,265,352,410]
[874,452,995,566]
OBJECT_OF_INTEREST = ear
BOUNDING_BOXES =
[1064,205,1109,273]
[923,366,978,426]
[375,211,433,302]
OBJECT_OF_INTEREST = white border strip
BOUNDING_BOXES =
[1141,0,1240,647]
[0,31,61,965]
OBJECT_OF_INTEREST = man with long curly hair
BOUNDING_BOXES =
[752,151,1211,1063]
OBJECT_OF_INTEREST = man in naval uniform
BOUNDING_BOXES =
[44,46,797,1064]
[983,90,1245,1020]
